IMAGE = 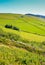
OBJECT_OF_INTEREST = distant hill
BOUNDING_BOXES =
[25,13,45,18]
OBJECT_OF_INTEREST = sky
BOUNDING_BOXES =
[0,0,45,15]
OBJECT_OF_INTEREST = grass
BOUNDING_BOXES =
[0,14,45,35]
[0,26,45,42]
[0,13,45,65]
[0,45,45,65]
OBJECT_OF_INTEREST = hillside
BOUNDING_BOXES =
[0,13,45,65]
[25,13,45,18]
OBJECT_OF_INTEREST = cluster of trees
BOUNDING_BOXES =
[5,24,19,31]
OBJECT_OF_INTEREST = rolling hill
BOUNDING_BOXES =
[0,13,45,65]
[25,13,45,18]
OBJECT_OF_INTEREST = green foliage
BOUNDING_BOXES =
[5,24,19,31]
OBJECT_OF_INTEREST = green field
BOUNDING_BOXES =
[0,13,45,65]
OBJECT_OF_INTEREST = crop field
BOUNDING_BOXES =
[0,13,45,65]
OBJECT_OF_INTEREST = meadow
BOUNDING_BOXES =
[0,13,45,65]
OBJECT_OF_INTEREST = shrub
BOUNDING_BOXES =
[5,24,19,31]
[13,26,19,31]
[5,24,12,29]
[21,16,24,18]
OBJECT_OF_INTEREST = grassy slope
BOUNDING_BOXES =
[0,44,45,65]
[0,14,45,42]
[0,14,45,35]
[0,13,45,65]
[1,27,45,42]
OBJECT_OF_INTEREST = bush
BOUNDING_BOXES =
[5,24,19,31]
[13,26,19,31]
[5,24,12,29]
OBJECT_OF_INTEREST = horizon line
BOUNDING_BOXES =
[0,12,45,16]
